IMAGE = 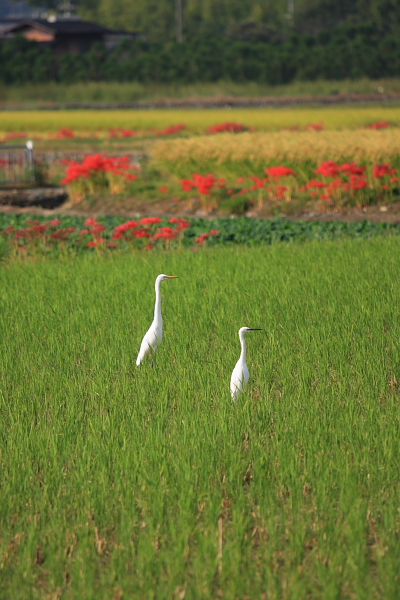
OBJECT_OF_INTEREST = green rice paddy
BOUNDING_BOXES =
[1,238,400,598]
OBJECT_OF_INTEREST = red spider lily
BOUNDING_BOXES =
[49,228,76,241]
[4,131,27,141]
[48,219,62,227]
[141,217,161,225]
[109,128,137,138]
[196,233,209,245]
[349,175,368,190]
[320,194,331,200]
[181,179,193,192]
[86,239,104,247]
[15,226,46,239]
[237,177,246,183]
[107,242,118,248]
[207,122,247,134]
[265,166,297,180]
[160,186,169,193]
[382,184,390,189]
[193,173,217,195]
[365,121,390,130]
[181,173,224,196]
[132,229,151,239]
[92,224,107,234]
[85,217,98,226]
[56,127,75,139]
[274,185,289,199]
[210,230,220,235]
[169,217,190,230]
[249,176,264,190]
[154,227,177,240]
[61,154,138,185]
[329,178,344,190]
[157,124,186,136]
[144,243,155,251]
[306,122,323,131]
[339,163,366,176]
[306,179,328,189]
[112,220,139,237]
[391,177,399,183]
[315,161,340,178]
[372,164,397,178]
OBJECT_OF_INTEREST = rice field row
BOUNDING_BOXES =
[153,128,400,166]
[2,106,400,134]
[1,239,400,598]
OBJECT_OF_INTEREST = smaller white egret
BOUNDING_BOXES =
[230,327,262,400]
[136,274,178,366]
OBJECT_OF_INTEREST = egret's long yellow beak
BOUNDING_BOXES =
[167,276,178,279]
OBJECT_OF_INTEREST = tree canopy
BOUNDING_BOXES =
[74,0,400,40]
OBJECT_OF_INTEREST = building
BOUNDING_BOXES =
[0,16,138,54]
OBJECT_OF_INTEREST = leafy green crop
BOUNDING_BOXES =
[1,214,400,260]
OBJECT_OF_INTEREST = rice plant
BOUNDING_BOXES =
[0,239,399,598]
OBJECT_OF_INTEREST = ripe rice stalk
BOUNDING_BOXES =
[153,129,400,165]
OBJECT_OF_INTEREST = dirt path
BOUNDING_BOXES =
[1,198,400,224]
[2,92,400,111]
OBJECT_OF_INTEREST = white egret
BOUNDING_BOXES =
[136,274,178,366]
[230,327,262,400]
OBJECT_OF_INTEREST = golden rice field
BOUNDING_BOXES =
[153,128,400,165]
[1,105,400,134]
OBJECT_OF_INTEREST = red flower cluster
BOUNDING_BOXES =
[207,122,247,134]
[265,166,297,180]
[109,128,137,138]
[306,122,324,131]
[61,154,139,185]
[3,131,27,141]
[80,217,107,247]
[195,230,220,245]
[181,173,225,195]
[0,217,218,254]
[366,121,391,129]
[0,219,77,245]
[107,216,190,247]
[157,124,186,136]
[373,164,397,178]
[55,128,75,139]
[177,159,399,209]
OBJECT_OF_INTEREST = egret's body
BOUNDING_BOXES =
[136,274,178,366]
[230,327,262,400]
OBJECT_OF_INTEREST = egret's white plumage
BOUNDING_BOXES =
[230,327,262,400]
[136,274,178,366]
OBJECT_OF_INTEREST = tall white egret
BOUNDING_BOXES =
[136,274,178,366]
[230,327,262,400]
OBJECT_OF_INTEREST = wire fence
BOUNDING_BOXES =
[0,141,35,185]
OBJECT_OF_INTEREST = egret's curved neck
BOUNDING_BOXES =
[239,331,247,363]
[154,279,163,324]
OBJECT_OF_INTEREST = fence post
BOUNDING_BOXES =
[25,140,35,183]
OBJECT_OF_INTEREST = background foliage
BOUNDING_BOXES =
[2,8,400,84]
